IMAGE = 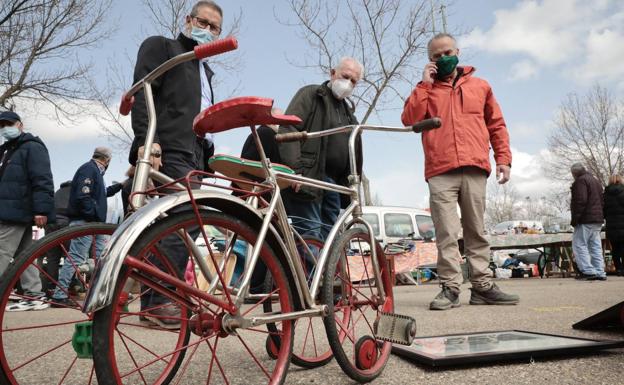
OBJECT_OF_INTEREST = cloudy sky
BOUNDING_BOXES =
[11,0,624,209]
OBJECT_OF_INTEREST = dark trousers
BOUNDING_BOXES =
[142,147,204,308]
[610,237,624,272]
[282,176,341,242]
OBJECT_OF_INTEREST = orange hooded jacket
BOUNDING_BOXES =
[401,66,511,180]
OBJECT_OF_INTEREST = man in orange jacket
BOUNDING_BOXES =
[402,33,519,310]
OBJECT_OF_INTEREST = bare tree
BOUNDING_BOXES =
[545,84,624,187]
[281,0,432,123]
[0,0,40,29]
[141,0,192,38]
[485,178,519,228]
[0,0,114,115]
[280,0,436,203]
[87,57,134,149]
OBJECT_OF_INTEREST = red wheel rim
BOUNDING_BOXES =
[355,337,378,370]
[96,212,294,384]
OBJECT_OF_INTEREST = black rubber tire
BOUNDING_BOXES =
[0,223,117,385]
[92,214,189,385]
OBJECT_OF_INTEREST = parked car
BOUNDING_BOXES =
[353,206,435,248]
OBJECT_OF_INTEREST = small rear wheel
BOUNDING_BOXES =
[322,227,394,383]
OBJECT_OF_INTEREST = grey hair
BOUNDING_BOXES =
[334,57,364,80]
[190,0,223,18]
[427,33,457,58]
[92,146,112,160]
[570,162,586,176]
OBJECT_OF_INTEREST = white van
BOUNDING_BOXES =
[356,206,435,247]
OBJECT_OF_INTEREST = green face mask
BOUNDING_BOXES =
[436,55,459,79]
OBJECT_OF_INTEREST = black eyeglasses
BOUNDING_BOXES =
[193,16,222,35]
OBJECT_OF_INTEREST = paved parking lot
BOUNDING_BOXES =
[3,277,623,384]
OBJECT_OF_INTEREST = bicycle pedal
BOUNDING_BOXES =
[373,312,416,346]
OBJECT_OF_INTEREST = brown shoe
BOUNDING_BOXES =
[143,304,182,329]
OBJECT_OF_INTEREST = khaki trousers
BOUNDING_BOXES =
[428,167,492,291]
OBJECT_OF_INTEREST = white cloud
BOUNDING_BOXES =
[580,27,624,84]
[17,98,130,144]
[508,147,555,198]
[460,0,624,84]
[508,60,538,81]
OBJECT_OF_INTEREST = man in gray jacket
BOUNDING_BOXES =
[279,57,363,240]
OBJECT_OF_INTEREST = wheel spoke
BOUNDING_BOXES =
[117,330,149,385]
[115,328,172,365]
[237,334,270,379]
[56,354,79,385]
[11,338,72,371]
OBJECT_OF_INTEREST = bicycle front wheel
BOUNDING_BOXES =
[92,209,294,385]
[322,227,394,383]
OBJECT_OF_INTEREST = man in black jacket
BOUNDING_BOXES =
[0,111,55,312]
[279,57,363,241]
[51,147,122,306]
[130,0,223,328]
[130,0,220,175]
[570,163,606,280]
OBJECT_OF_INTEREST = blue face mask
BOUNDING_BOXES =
[191,26,215,44]
[0,125,21,140]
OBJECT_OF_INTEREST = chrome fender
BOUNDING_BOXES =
[83,191,302,313]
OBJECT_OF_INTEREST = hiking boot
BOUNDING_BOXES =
[6,298,50,312]
[143,304,182,330]
[469,283,519,305]
[429,286,460,310]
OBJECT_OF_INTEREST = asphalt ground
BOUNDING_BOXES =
[3,276,623,384]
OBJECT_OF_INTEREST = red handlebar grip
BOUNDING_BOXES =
[119,93,135,116]
[194,36,238,60]
[275,131,309,143]
[412,117,442,133]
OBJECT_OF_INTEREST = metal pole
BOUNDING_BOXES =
[441,4,448,33]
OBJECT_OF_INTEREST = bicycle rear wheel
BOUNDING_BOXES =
[322,227,394,383]
[0,223,116,385]
[92,209,294,385]
[263,236,344,369]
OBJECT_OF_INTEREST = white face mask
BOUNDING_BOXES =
[0,125,21,140]
[330,78,354,100]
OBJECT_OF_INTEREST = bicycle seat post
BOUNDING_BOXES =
[249,125,272,174]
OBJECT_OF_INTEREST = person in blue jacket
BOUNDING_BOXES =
[0,111,55,312]
[51,147,122,307]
